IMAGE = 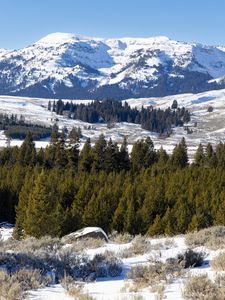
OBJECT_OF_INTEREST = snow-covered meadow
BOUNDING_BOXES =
[1,224,225,300]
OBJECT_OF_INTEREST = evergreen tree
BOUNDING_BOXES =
[24,171,63,238]
[170,138,188,169]
[104,139,119,172]
[83,187,114,233]
[194,143,205,166]
[157,147,169,168]
[14,172,35,239]
[171,100,178,109]
[205,143,217,167]
[117,137,130,171]
[79,138,93,172]
[18,132,36,166]
[92,134,107,172]
[55,133,68,169]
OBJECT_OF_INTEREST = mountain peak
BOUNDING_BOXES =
[35,32,92,45]
[1,33,225,100]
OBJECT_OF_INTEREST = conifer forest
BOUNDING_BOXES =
[0,129,224,239]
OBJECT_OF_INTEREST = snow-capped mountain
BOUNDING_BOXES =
[1,32,225,99]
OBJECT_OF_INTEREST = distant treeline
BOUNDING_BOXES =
[48,99,191,135]
[0,114,52,140]
[0,130,225,239]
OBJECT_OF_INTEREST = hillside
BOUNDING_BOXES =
[0,33,225,99]
[0,89,225,156]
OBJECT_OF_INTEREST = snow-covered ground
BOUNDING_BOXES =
[0,223,14,241]
[0,88,225,156]
[1,225,224,300]
[27,236,222,300]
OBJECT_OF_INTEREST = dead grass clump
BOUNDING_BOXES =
[210,252,225,271]
[182,274,224,300]
[185,226,225,250]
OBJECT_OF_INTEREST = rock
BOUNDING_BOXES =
[62,227,108,244]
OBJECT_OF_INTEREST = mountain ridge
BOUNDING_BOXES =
[0,32,225,99]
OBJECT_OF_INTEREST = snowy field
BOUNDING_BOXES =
[0,89,225,156]
[1,224,225,300]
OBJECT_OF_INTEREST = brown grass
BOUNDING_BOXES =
[210,252,225,271]
[185,226,225,250]
[182,274,224,300]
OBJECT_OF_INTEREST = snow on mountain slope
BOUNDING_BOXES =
[0,33,225,99]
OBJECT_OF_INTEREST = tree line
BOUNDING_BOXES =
[0,132,224,239]
[48,99,191,135]
[0,114,52,140]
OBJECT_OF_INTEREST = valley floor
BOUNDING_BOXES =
[1,88,225,158]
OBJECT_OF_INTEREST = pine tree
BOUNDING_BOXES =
[18,132,36,166]
[92,134,107,172]
[148,215,164,236]
[14,172,35,239]
[117,137,130,171]
[55,133,68,168]
[78,138,93,172]
[123,184,138,234]
[171,100,178,109]
[48,101,52,111]
[194,144,205,166]
[83,187,114,232]
[157,147,169,168]
[24,171,63,238]
[104,138,119,172]
[205,143,217,167]
[170,138,188,169]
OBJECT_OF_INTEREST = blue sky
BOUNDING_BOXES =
[1,0,225,49]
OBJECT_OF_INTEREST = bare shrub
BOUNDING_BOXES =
[89,252,123,278]
[211,252,225,271]
[185,226,225,250]
[12,268,47,290]
[119,235,151,258]
[176,249,206,268]
[61,275,84,297]
[1,236,62,254]
[151,238,176,251]
[127,260,182,289]
[107,258,123,277]
[70,237,105,253]
[182,274,224,300]
[109,231,133,244]
[0,268,47,300]
[61,275,96,299]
